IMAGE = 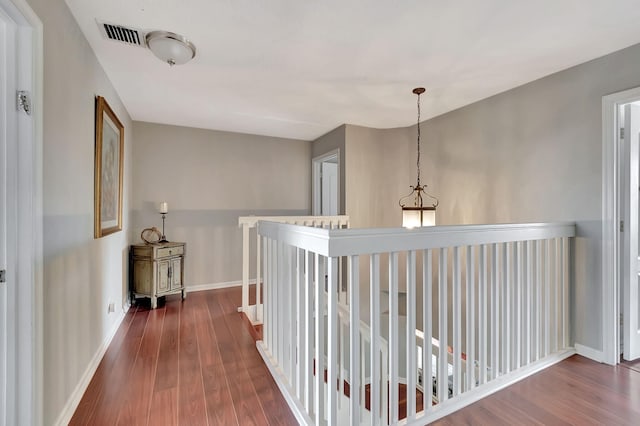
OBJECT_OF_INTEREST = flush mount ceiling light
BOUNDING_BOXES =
[399,87,439,228]
[145,30,196,66]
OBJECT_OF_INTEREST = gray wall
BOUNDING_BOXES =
[131,122,311,285]
[25,0,134,423]
[343,42,640,353]
[312,125,346,214]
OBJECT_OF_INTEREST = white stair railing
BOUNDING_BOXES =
[257,221,576,425]
[237,215,349,324]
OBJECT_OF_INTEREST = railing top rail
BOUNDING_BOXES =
[238,215,349,228]
[257,221,576,257]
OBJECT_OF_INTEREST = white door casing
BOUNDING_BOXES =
[623,103,640,361]
[0,8,16,426]
[0,0,43,424]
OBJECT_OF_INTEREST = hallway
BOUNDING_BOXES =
[70,288,295,425]
[70,285,640,425]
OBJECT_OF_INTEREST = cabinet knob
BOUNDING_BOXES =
[169,250,172,254]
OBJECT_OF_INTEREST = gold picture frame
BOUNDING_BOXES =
[94,96,124,238]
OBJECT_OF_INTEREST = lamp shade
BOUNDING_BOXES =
[146,31,196,66]
[402,207,436,228]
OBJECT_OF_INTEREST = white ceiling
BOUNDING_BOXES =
[65,0,640,141]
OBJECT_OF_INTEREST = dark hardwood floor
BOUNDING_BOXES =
[71,285,640,425]
[70,287,296,426]
[436,355,640,425]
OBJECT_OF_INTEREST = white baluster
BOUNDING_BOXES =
[242,223,250,316]
[452,247,462,396]
[407,250,417,419]
[525,241,532,366]
[381,345,388,426]
[563,238,569,349]
[424,249,433,409]
[283,244,291,382]
[360,334,366,422]
[305,251,313,413]
[272,239,279,361]
[479,245,487,385]
[349,255,360,426]
[550,239,557,353]
[491,243,499,379]
[370,254,381,426]
[314,253,324,425]
[555,238,561,352]
[466,246,475,391]
[296,248,304,399]
[257,231,262,322]
[327,257,339,426]
[502,243,510,374]
[263,237,270,353]
[389,252,399,424]
[290,247,296,388]
[544,239,550,357]
[438,248,448,401]
[535,240,542,361]
[515,241,522,369]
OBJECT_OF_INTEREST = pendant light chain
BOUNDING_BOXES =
[416,91,421,187]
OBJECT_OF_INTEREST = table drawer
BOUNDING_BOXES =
[157,245,184,258]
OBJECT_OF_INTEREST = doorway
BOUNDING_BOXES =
[602,88,640,365]
[312,150,340,216]
[0,0,42,424]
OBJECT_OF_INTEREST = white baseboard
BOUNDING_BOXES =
[187,279,255,293]
[575,343,605,363]
[53,307,129,426]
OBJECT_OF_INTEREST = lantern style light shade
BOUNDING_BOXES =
[402,207,436,229]
[146,31,196,66]
[399,87,439,228]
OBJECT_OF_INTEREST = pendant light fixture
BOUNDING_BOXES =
[399,87,439,228]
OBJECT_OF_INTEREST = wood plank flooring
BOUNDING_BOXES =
[436,354,640,425]
[70,287,296,426]
[71,285,640,425]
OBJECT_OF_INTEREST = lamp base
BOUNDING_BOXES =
[158,236,169,243]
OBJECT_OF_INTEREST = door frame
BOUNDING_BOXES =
[312,149,340,216]
[602,87,640,365]
[0,0,43,423]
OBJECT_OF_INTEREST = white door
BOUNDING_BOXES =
[0,9,10,425]
[623,103,640,360]
[321,162,338,216]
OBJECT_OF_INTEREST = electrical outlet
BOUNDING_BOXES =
[108,302,115,313]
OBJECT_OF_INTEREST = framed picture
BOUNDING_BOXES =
[94,96,124,238]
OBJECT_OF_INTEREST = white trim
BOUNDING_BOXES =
[404,349,576,425]
[601,86,640,366]
[0,0,42,424]
[312,149,341,216]
[52,307,129,426]
[575,343,604,363]
[186,279,249,293]
[256,341,313,426]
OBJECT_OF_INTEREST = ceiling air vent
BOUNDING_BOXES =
[97,21,145,47]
